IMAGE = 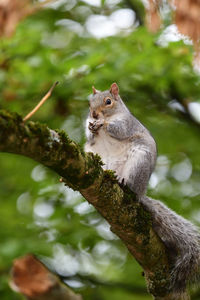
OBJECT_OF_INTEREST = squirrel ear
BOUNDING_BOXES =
[92,86,98,95]
[110,83,119,99]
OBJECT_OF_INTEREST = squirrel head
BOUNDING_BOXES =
[89,83,123,119]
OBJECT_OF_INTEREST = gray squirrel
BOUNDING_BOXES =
[85,83,200,299]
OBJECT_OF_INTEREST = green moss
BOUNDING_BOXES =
[0,109,22,121]
[76,153,104,189]
[103,169,117,182]
[28,121,50,137]
[56,129,82,160]
[62,164,82,190]
[122,187,136,205]
[134,205,152,237]
[0,110,22,131]
[147,269,170,297]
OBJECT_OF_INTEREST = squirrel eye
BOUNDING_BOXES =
[105,98,112,105]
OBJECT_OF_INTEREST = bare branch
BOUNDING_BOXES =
[23,82,59,121]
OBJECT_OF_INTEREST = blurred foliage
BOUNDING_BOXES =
[0,0,200,299]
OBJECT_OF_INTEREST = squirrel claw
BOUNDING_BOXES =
[118,177,126,189]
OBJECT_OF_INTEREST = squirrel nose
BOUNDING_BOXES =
[92,111,99,119]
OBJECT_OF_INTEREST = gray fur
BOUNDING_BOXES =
[141,196,200,294]
[85,85,200,297]
[85,88,157,198]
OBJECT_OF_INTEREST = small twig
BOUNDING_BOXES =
[23,82,59,122]
[35,0,59,9]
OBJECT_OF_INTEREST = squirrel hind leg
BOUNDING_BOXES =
[119,149,154,198]
[124,165,150,198]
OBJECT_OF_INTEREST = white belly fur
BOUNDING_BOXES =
[86,128,129,176]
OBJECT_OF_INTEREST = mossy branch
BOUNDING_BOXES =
[0,109,171,299]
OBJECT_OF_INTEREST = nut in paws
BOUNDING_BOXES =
[89,120,103,133]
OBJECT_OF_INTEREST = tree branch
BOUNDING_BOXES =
[11,254,82,300]
[59,274,147,294]
[0,109,171,299]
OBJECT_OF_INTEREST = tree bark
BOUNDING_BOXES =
[0,109,173,299]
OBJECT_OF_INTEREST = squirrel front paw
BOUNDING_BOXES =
[88,120,103,134]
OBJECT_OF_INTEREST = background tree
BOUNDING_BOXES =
[1,0,200,299]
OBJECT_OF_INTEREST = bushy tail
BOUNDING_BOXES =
[140,196,200,294]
